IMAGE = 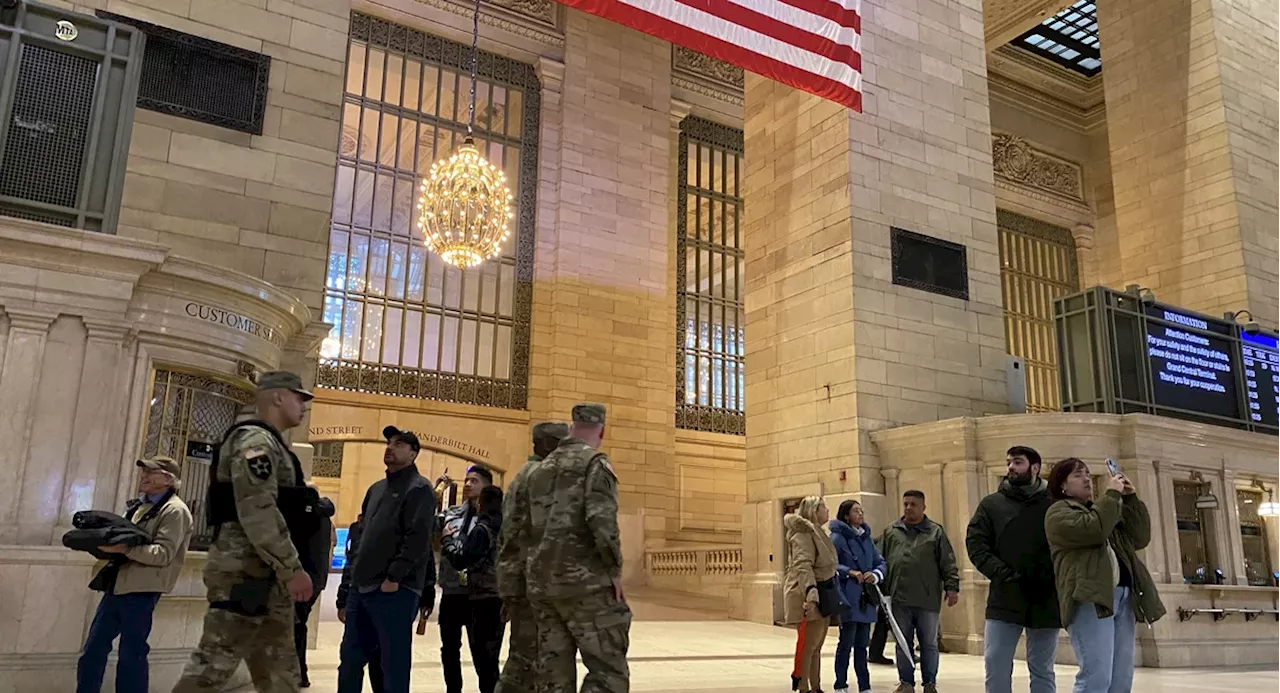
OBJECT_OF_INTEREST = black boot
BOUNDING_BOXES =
[792,674,801,691]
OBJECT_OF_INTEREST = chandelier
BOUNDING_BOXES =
[417,0,513,269]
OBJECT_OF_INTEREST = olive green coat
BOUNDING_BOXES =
[1044,489,1167,627]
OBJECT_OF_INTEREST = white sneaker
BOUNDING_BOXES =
[835,689,849,693]
[860,690,874,693]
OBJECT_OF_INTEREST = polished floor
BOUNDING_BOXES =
[279,590,1276,693]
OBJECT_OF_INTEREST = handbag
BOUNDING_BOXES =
[815,575,842,617]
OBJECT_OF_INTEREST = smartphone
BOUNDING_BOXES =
[1105,458,1121,476]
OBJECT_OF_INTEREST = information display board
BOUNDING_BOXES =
[1241,331,1280,428]
[1055,287,1277,435]
[1144,307,1240,421]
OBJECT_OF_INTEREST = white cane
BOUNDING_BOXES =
[869,583,915,670]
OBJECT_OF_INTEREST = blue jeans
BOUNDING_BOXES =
[337,588,419,693]
[1067,587,1136,693]
[891,604,940,686]
[76,591,162,693]
[984,619,1058,693]
[834,621,871,691]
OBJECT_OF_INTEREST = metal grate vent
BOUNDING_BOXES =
[97,11,270,134]
[0,3,142,234]
[0,43,97,208]
[891,227,970,301]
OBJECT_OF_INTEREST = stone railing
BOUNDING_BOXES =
[645,545,743,577]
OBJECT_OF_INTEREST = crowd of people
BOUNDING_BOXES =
[71,371,630,693]
[68,369,1167,693]
[782,446,1165,693]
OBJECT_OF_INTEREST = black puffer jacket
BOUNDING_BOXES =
[966,477,1061,629]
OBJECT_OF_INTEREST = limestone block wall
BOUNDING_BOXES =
[50,0,349,318]
[1098,0,1279,324]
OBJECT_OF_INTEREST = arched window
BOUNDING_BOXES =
[318,13,539,409]
[676,116,745,434]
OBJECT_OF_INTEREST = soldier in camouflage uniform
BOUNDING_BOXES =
[511,404,631,693]
[495,421,569,693]
[172,371,316,693]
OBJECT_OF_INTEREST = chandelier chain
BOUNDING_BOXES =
[467,0,481,135]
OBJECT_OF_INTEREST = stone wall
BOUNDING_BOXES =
[1098,0,1279,324]
[51,0,348,318]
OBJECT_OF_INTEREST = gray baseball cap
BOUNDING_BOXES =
[572,403,606,425]
[256,370,313,401]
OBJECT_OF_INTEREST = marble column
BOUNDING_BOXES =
[1126,459,1169,583]
[0,309,55,543]
[1219,471,1249,585]
[56,320,134,537]
[1152,461,1182,584]
[18,316,87,545]
[1200,471,1238,584]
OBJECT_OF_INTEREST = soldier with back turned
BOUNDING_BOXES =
[173,371,316,693]
[511,403,630,693]
[496,420,570,693]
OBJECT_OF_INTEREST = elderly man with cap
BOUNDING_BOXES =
[76,455,193,693]
[336,424,436,693]
[495,420,569,693]
[513,403,630,693]
[174,371,317,693]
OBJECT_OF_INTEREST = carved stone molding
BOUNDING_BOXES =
[411,0,563,48]
[992,134,1084,203]
[1071,224,1095,251]
[671,46,743,106]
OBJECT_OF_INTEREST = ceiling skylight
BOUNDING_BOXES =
[1015,0,1101,76]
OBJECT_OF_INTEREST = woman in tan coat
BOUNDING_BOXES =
[784,495,839,693]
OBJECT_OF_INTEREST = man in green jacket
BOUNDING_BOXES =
[880,490,960,693]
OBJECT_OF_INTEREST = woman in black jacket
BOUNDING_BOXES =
[442,485,505,693]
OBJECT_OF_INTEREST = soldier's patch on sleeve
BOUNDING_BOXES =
[598,457,616,479]
[246,449,273,481]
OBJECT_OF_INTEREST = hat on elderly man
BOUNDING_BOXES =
[137,455,181,479]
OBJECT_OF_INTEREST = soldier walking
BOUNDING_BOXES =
[495,421,569,693]
[173,372,316,693]
[509,404,631,693]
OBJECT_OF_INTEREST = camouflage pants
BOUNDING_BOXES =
[531,589,631,693]
[172,581,299,693]
[496,598,539,693]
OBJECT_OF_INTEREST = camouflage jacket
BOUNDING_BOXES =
[515,439,622,599]
[496,454,543,599]
[205,422,304,587]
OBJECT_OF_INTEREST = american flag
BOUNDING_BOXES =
[555,0,863,111]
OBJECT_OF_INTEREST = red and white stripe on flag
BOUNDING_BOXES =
[553,0,862,112]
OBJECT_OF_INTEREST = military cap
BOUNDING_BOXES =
[137,455,181,479]
[256,370,313,401]
[532,421,569,443]
[571,403,606,425]
[382,425,421,452]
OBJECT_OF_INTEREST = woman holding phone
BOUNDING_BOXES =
[1044,458,1166,693]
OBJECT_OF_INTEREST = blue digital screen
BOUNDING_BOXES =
[1241,331,1279,428]
[332,527,349,571]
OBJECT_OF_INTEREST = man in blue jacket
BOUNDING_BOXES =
[829,499,887,693]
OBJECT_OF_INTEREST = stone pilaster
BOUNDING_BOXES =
[1152,460,1183,584]
[54,319,134,539]
[1220,471,1250,585]
[1098,0,1278,322]
[0,309,55,543]
[528,10,676,545]
[1071,223,1096,288]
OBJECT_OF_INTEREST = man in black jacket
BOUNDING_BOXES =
[336,426,437,693]
[966,445,1060,693]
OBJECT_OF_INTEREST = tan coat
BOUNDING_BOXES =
[782,513,838,625]
[112,493,194,595]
